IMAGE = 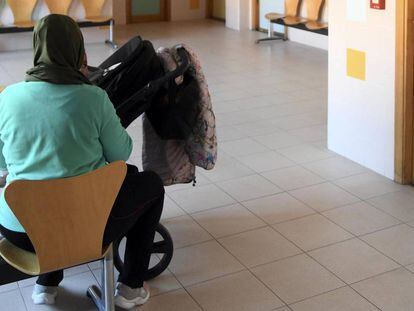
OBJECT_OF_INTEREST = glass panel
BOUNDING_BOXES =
[132,0,161,16]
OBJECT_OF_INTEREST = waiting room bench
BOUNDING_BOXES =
[0,0,117,48]
[257,0,328,43]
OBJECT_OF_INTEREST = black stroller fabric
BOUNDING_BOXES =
[89,36,201,139]
[91,37,164,108]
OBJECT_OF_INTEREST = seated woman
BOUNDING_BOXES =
[0,14,164,310]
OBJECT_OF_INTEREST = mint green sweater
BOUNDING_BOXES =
[0,82,133,232]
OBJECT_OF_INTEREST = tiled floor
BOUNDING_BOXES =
[1,20,414,310]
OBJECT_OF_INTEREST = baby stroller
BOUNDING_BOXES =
[89,37,193,281]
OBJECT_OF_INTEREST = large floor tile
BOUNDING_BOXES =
[274,214,353,251]
[192,203,265,238]
[290,286,377,311]
[322,202,400,236]
[368,191,414,222]
[252,254,344,304]
[352,268,414,311]
[289,182,360,212]
[219,227,302,267]
[201,154,255,183]
[161,196,186,220]
[405,263,414,273]
[309,238,399,284]
[162,215,213,248]
[217,174,283,202]
[272,111,326,131]
[334,173,404,200]
[253,132,303,150]
[0,289,27,311]
[139,289,202,311]
[233,120,284,137]
[217,125,245,142]
[303,157,368,180]
[361,224,414,265]
[276,144,333,164]
[168,184,236,213]
[262,166,325,191]
[187,270,284,311]
[168,240,244,286]
[238,151,295,173]
[220,138,269,157]
[288,125,327,142]
[242,193,315,225]
[21,272,98,311]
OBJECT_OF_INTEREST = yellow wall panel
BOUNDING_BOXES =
[347,48,366,81]
[213,0,225,19]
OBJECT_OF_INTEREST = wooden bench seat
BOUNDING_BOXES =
[257,0,328,44]
[0,0,117,48]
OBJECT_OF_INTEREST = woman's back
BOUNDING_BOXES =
[0,81,133,232]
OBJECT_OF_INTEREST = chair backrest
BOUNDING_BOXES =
[305,0,325,21]
[44,0,73,15]
[6,0,37,24]
[4,161,127,274]
[285,0,301,17]
[81,0,106,18]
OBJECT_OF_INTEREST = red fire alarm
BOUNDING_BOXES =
[370,0,386,10]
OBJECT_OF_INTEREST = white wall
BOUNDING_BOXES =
[225,0,252,30]
[171,0,206,21]
[259,0,329,50]
[328,0,396,179]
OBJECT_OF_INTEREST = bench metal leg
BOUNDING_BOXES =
[87,248,115,311]
[105,20,118,49]
[256,22,286,44]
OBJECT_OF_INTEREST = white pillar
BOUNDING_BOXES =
[225,0,251,30]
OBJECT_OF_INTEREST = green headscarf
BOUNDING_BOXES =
[26,14,91,85]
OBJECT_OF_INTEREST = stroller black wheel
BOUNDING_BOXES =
[113,223,174,281]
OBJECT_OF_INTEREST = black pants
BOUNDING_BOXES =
[0,165,164,289]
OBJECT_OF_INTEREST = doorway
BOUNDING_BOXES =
[126,0,170,23]
[395,0,414,184]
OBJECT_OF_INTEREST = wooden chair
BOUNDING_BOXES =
[44,0,73,15]
[257,0,304,43]
[81,0,107,21]
[304,0,328,30]
[80,0,117,48]
[6,0,37,28]
[0,161,127,311]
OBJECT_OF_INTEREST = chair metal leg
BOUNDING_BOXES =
[87,247,115,311]
[256,22,285,44]
[105,20,118,49]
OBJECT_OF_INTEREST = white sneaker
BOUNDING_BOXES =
[31,284,58,305]
[114,282,150,309]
